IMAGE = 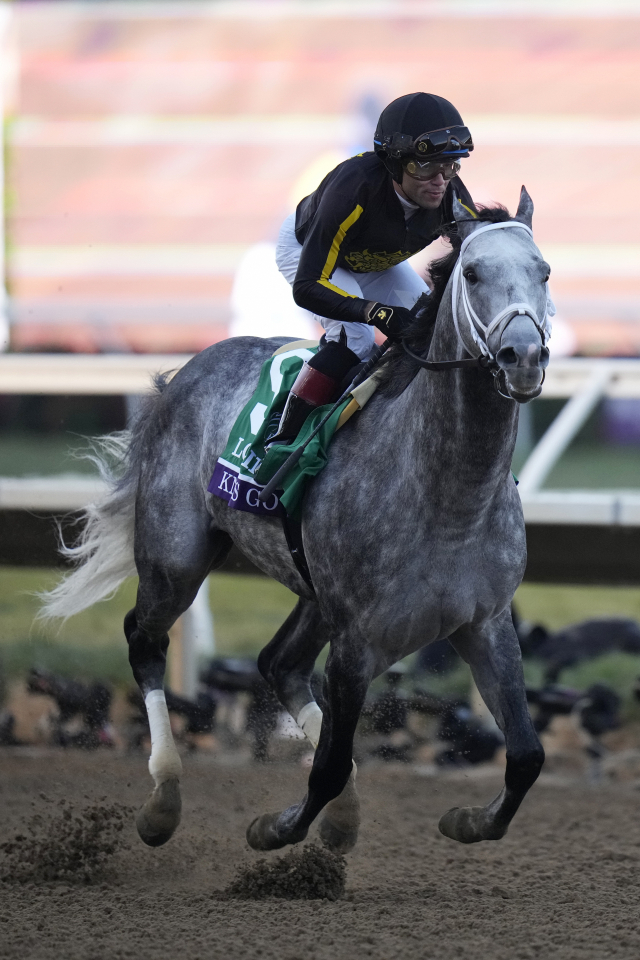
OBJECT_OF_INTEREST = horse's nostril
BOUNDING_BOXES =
[540,346,550,368]
[496,347,518,367]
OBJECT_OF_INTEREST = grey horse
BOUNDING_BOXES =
[42,188,550,854]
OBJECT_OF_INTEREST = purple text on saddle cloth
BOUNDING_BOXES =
[208,459,284,518]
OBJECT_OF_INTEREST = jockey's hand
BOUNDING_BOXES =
[366,302,414,339]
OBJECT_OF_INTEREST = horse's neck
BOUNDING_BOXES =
[401,293,518,504]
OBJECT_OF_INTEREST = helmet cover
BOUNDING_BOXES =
[374,92,472,182]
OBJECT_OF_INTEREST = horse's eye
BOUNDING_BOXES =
[464,269,478,284]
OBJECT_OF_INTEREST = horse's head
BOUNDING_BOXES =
[452,187,550,402]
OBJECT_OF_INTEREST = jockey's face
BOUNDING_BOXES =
[398,169,448,209]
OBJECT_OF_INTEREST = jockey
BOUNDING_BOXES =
[269,91,475,445]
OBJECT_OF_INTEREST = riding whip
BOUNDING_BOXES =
[257,337,392,503]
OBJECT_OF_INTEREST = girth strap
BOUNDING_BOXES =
[281,513,315,594]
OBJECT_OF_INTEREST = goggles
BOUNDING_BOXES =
[403,158,461,181]
[380,125,474,160]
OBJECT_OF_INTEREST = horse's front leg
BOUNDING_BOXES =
[247,638,372,851]
[440,610,544,843]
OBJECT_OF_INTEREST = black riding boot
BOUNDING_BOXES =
[267,337,360,447]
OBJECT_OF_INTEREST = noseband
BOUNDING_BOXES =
[403,220,551,397]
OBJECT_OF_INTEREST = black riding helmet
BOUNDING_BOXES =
[374,92,473,183]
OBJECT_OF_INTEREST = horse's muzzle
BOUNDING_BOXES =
[495,321,549,403]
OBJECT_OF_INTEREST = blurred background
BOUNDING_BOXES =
[3,2,638,355]
[1,0,640,772]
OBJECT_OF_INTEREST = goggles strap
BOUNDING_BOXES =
[414,126,472,155]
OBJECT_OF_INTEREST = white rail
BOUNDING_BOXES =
[1,355,640,529]
[517,365,615,494]
[536,358,640,399]
[0,475,106,510]
[0,353,192,394]
[520,491,640,526]
[516,359,640,495]
[2,477,640,528]
[0,354,639,396]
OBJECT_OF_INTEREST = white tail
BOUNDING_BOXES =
[38,432,138,621]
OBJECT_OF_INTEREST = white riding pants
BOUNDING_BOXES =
[276,213,430,360]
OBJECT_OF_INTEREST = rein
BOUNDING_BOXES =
[402,343,490,371]
[403,220,550,394]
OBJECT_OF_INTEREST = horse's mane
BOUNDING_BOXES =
[377,204,512,397]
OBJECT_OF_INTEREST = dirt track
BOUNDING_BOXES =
[2,750,640,960]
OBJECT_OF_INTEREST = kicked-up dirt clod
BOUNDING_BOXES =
[226,841,346,900]
[0,800,132,884]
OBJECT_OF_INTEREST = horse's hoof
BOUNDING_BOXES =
[318,765,360,853]
[318,815,359,854]
[136,777,182,847]
[246,813,287,851]
[438,805,507,844]
[246,812,308,851]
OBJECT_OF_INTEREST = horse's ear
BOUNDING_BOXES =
[514,185,534,229]
[452,192,479,240]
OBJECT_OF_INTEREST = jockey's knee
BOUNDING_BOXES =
[319,319,376,361]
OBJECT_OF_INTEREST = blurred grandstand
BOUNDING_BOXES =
[2,0,639,355]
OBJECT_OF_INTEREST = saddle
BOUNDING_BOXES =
[208,341,381,591]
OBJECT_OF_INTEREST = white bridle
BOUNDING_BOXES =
[450,221,552,364]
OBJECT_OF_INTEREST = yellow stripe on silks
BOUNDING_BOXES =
[459,202,478,219]
[317,204,364,299]
[318,278,357,297]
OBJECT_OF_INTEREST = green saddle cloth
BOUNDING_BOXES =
[208,341,360,520]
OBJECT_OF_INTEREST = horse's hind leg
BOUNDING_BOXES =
[126,508,232,847]
[257,600,361,852]
[247,635,372,852]
[439,609,545,844]
[258,599,327,724]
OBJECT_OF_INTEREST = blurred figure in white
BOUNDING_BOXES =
[229,93,383,345]
[0,5,17,353]
[228,242,319,341]
[179,580,215,700]
[546,313,577,358]
[537,285,576,359]
[0,292,9,353]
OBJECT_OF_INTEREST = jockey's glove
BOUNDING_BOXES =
[366,302,414,339]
